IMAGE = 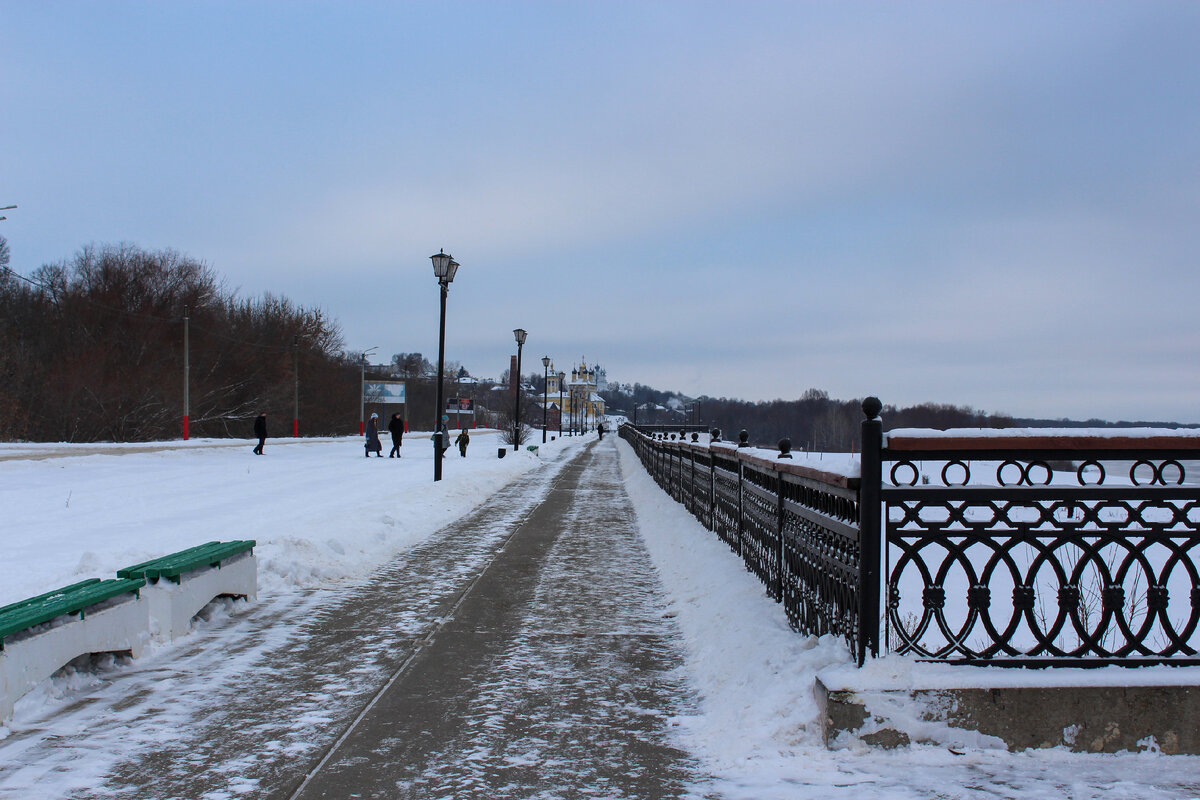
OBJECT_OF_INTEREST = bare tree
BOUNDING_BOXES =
[0,242,354,442]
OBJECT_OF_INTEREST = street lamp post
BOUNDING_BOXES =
[541,356,550,443]
[430,250,460,482]
[557,371,565,439]
[512,329,527,447]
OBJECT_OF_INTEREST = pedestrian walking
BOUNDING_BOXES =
[388,413,404,458]
[365,413,383,457]
[455,429,470,457]
[596,422,605,440]
[252,413,267,455]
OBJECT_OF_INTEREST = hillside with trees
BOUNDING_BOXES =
[0,242,357,441]
[0,239,521,443]
[601,383,1198,452]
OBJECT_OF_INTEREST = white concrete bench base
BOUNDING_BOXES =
[141,552,258,643]
[0,594,147,721]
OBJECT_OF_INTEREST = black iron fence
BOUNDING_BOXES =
[621,424,872,664]
[621,404,1200,668]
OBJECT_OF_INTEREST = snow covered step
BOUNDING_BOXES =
[0,578,147,721]
[117,541,257,642]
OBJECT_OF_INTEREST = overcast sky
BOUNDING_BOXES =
[3,2,1199,422]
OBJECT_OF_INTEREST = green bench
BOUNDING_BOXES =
[2,540,260,721]
[1,576,149,720]
[0,577,146,651]
[118,540,256,583]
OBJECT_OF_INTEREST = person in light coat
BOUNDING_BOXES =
[365,413,383,457]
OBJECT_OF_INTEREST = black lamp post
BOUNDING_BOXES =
[430,249,460,482]
[569,368,577,436]
[513,328,527,447]
[541,356,551,443]
[557,371,565,439]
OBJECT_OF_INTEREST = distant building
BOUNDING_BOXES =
[545,358,606,430]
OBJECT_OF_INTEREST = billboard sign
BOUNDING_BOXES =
[363,381,406,404]
[445,397,473,413]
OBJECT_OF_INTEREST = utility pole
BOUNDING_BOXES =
[183,306,190,440]
[293,335,299,437]
[358,347,376,436]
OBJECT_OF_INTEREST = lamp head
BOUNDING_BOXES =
[541,356,551,369]
[513,328,527,346]
[430,249,455,281]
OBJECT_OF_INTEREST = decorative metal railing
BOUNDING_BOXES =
[880,428,1200,666]
[712,451,741,553]
[622,409,1200,668]
[620,425,869,663]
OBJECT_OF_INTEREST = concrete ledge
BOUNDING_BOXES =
[817,678,1200,753]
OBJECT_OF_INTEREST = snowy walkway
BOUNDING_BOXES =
[5,435,1200,799]
[0,438,702,800]
[290,437,700,799]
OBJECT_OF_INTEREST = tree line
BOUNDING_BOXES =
[0,242,360,441]
[603,385,1198,452]
[7,238,1190,446]
[0,239,521,442]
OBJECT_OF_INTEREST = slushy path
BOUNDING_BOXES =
[289,437,701,799]
[1,438,703,799]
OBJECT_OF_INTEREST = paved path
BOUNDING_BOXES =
[0,438,703,799]
[289,438,700,800]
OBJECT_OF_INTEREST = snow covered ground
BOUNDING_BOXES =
[0,431,1198,798]
[0,429,553,607]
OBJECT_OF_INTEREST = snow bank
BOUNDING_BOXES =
[0,430,578,607]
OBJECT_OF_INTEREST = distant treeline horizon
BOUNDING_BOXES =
[600,384,1200,452]
[0,242,502,442]
[4,238,1194,447]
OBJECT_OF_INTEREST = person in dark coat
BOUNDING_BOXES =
[365,413,383,457]
[455,428,470,457]
[596,422,605,440]
[388,413,404,458]
[252,413,267,455]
